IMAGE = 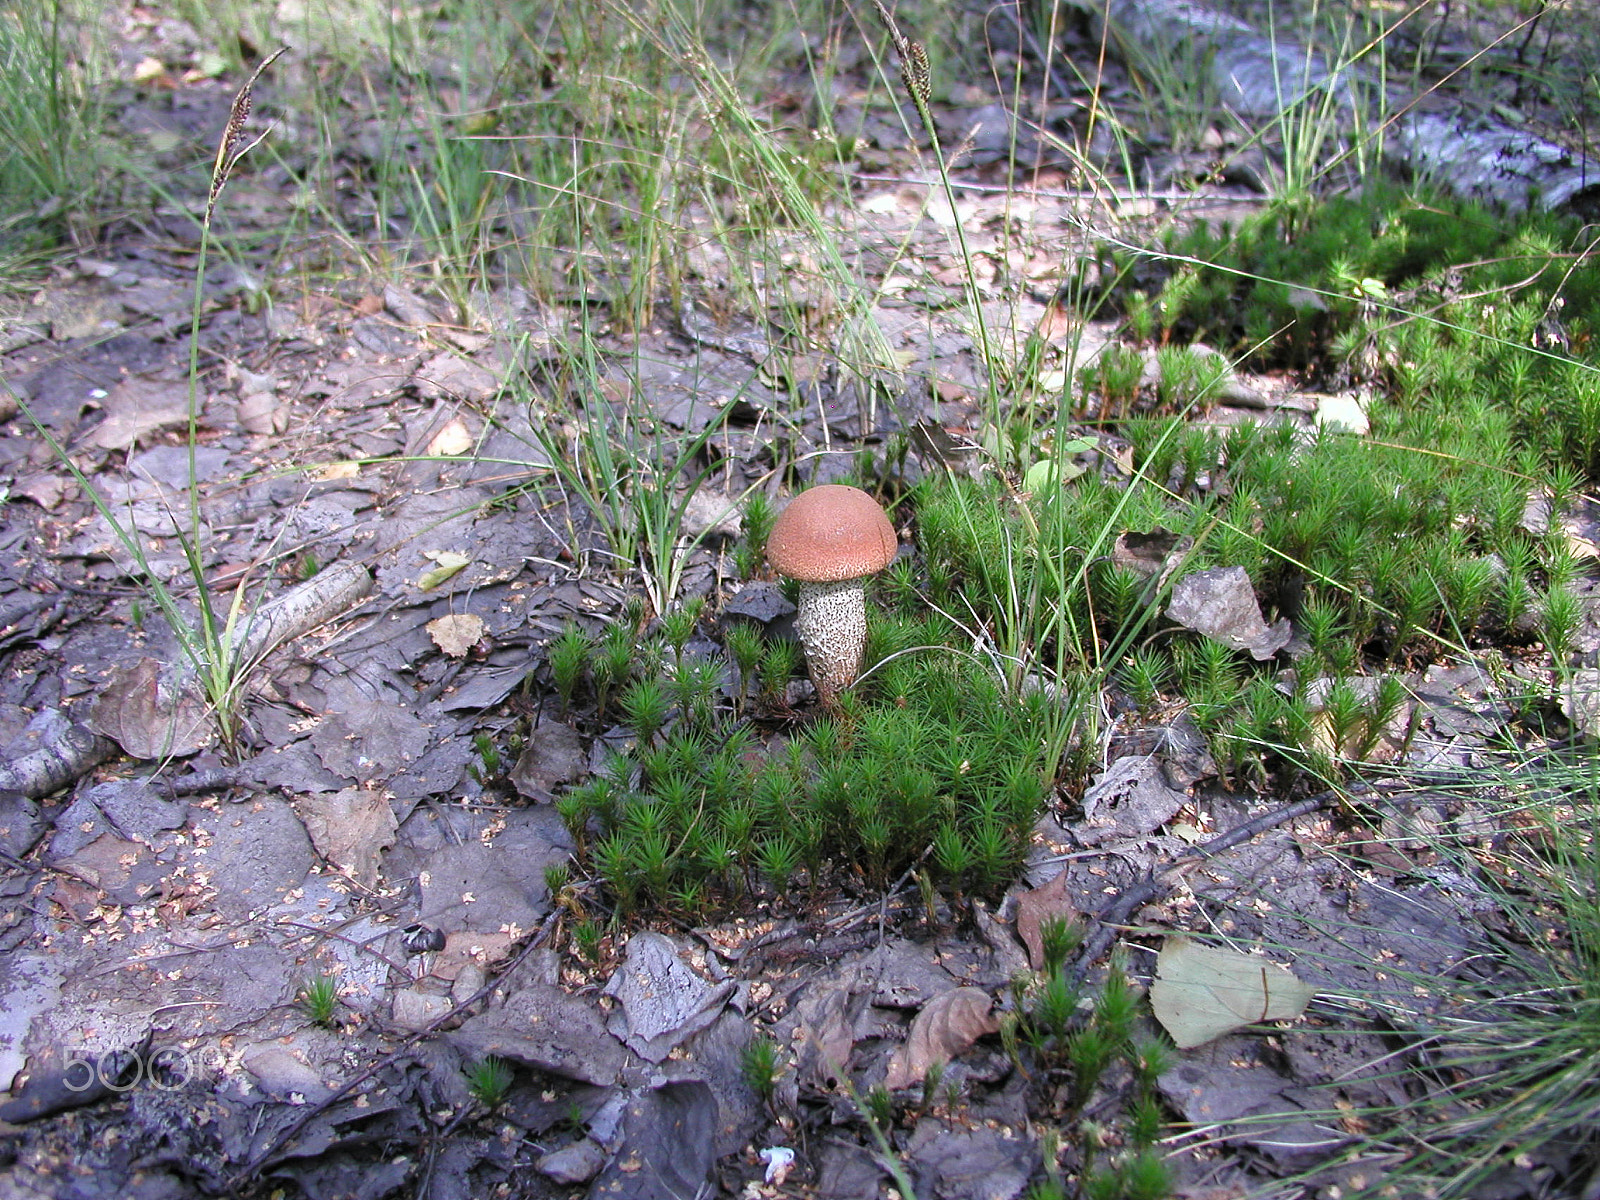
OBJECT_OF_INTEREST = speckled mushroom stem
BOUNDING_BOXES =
[794,578,868,705]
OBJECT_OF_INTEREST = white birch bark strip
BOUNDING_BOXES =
[0,720,115,799]
[233,560,374,669]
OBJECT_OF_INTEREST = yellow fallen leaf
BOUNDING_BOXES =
[426,418,474,458]
[427,613,485,658]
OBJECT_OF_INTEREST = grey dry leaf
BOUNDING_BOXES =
[1560,669,1600,740]
[84,375,191,451]
[299,786,398,889]
[1078,753,1188,846]
[508,720,587,800]
[1166,566,1291,660]
[427,613,485,658]
[235,388,281,434]
[12,473,72,510]
[884,987,1000,1090]
[602,931,735,1062]
[414,352,499,404]
[87,657,213,759]
[1149,937,1316,1049]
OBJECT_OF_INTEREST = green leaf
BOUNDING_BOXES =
[1149,937,1315,1049]
[1022,457,1086,494]
[417,550,471,590]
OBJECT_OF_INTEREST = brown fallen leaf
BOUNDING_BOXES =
[88,658,213,760]
[1111,527,1192,585]
[884,987,999,1091]
[1014,870,1081,973]
[430,929,518,981]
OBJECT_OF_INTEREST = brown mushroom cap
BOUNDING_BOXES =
[766,485,897,583]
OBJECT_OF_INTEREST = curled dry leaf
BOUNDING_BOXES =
[1166,566,1291,660]
[417,550,471,590]
[884,986,999,1091]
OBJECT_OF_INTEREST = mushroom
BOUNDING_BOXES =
[766,484,898,706]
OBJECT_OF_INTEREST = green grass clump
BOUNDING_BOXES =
[1122,183,1589,369]
[0,1,113,259]
[1007,932,1174,1200]
[299,975,340,1027]
[464,1055,515,1109]
[739,1032,784,1103]
[910,389,1579,785]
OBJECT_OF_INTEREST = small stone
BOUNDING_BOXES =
[538,1137,608,1183]
[393,986,453,1031]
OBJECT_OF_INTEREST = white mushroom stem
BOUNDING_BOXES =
[794,577,869,704]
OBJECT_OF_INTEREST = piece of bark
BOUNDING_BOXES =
[233,561,373,667]
[0,714,115,800]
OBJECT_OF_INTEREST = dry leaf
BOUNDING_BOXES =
[87,658,213,759]
[1014,871,1080,973]
[1149,937,1315,1049]
[884,987,999,1090]
[1561,669,1600,740]
[427,613,485,658]
[299,786,398,889]
[1167,566,1291,660]
[425,417,475,457]
[418,550,471,590]
[12,473,73,510]
[1079,754,1187,846]
[85,376,189,450]
[1112,527,1192,579]
[235,389,281,435]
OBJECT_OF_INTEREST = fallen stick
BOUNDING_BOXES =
[1068,789,1337,980]
[228,907,561,1188]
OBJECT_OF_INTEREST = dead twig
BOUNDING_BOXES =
[1067,788,1341,980]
